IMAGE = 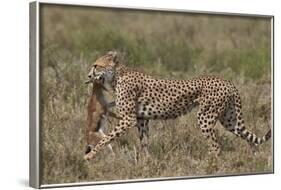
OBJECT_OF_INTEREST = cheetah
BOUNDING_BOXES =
[84,51,271,161]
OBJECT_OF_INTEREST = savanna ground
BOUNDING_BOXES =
[40,4,272,185]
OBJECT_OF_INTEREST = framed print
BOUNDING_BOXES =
[29,1,274,188]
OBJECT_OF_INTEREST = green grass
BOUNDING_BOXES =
[40,4,272,185]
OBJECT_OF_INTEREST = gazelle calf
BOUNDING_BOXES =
[85,78,119,155]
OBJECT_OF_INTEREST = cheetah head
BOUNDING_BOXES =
[87,51,118,84]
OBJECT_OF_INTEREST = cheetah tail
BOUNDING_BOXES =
[233,89,271,145]
[241,127,271,145]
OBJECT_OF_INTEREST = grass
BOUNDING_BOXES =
[39,4,272,185]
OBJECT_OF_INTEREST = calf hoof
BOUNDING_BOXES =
[85,144,94,155]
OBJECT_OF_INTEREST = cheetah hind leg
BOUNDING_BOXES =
[219,103,270,154]
[220,112,257,154]
[197,110,221,157]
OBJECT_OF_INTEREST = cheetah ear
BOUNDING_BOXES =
[107,51,118,64]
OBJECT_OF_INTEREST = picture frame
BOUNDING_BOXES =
[30,1,274,188]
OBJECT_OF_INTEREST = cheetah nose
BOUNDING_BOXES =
[88,74,92,79]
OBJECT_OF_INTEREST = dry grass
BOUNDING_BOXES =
[39,4,272,185]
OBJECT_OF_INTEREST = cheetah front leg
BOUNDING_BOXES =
[84,116,137,160]
[84,81,141,161]
[84,88,138,161]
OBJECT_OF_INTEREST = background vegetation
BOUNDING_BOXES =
[40,4,272,185]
